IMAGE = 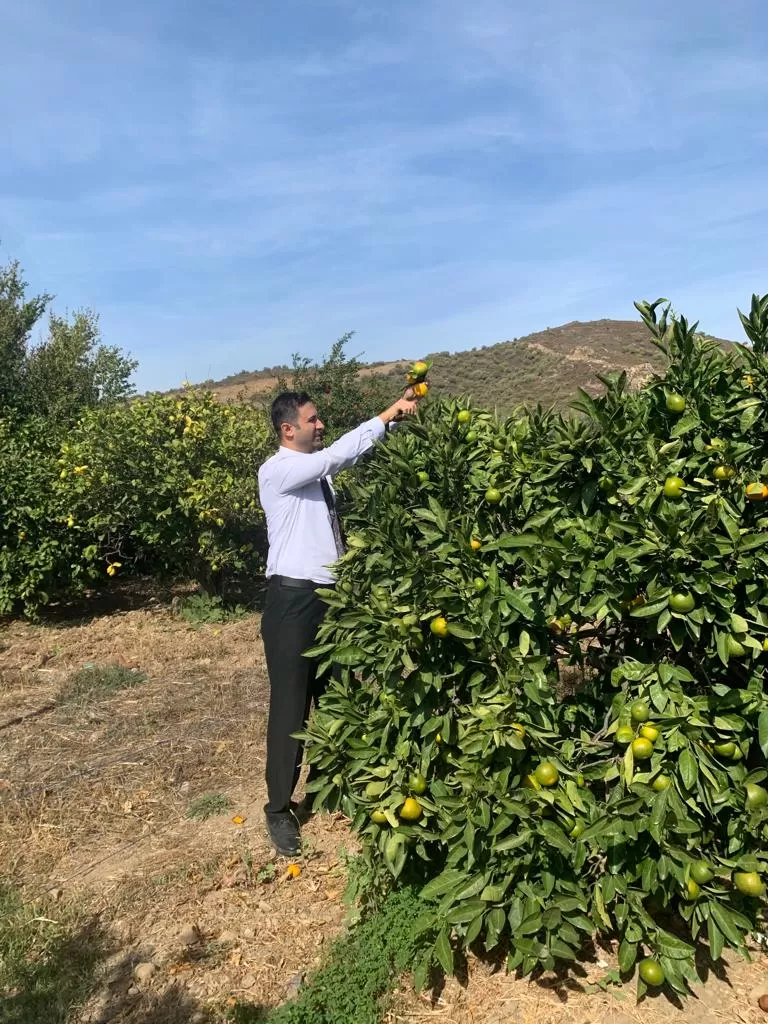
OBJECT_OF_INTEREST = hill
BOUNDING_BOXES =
[197,319,734,411]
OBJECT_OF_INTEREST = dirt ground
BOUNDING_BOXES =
[1,589,766,1023]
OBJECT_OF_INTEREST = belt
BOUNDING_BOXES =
[270,575,332,590]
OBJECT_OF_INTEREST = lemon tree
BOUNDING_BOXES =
[301,293,768,998]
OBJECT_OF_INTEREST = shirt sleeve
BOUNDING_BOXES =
[270,417,386,493]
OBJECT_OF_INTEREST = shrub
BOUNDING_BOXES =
[56,387,273,594]
[302,295,768,998]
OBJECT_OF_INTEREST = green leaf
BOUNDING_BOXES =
[707,917,725,962]
[678,749,698,790]
[759,710,768,758]
[331,645,369,666]
[539,820,572,856]
[618,938,638,974]
[434,927,454,974]
[446,623,477,640]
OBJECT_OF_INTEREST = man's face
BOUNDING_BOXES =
[283,402,325,452]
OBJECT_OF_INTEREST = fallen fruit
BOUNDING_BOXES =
[286,863,301,878]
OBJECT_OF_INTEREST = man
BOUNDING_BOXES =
[258,389,418,855]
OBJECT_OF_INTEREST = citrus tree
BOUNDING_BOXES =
[0,413,74,615]
[56,388,273,594]
[0,389,273,615]
[301,294,768,997]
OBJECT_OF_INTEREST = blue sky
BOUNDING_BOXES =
[2,0,767,392]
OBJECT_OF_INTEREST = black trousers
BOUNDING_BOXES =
[261,577,329,817]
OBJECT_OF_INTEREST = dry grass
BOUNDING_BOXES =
[0,592,355,1021]
[1,589,765,1024]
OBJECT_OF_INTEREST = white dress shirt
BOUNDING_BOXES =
[258,416,386,584]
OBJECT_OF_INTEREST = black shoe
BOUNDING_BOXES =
[291,796,314,826]
[266,811,301,856]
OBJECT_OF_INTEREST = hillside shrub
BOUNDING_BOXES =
[271,333,401,440]
[302,295,768,998]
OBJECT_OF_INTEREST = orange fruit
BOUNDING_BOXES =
[668,591,695,613]
[632,737,654,760]
[430,616,449,637]
[470,538,482,550]
[663,476,685,499]
[413,382,428,398]
[639,959,665,986]
[733,871,765,898]
[399,797,423,821]
[684,878,701,900]
[371,809,388,824]
[534,762,559,787]
[485,487,502,503]
[745,783,768,810]
[665,393,686,413]
[408,773,428,794]
[615,726,635,745]
[746,482,768,501]
[691,861,714,884]
[630,701,650,723]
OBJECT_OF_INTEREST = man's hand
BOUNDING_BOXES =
[379,396,418,425]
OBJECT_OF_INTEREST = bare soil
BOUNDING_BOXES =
[1,593,765,1023]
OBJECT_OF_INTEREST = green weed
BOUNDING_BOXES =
[229,883,431,1024]
[186,792,232,821]
[55,664,146,705]
[179,594,248,625]
[0,881,110,1024]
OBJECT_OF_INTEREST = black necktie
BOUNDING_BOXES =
[320,477,345,558]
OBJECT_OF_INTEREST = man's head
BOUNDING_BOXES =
[270,391,325,452]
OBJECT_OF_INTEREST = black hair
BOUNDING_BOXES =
[270,391,314,436]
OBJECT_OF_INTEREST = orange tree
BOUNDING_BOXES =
[300,295,768,998]
[0,389,273,615]
[55,388,273,595]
